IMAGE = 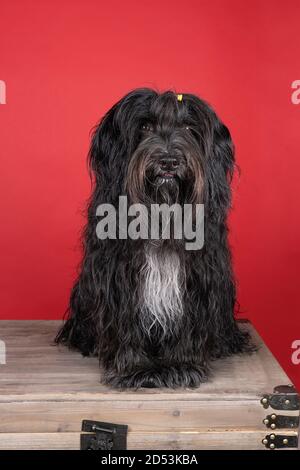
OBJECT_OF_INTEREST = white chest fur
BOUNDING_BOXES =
[140,246,185,335]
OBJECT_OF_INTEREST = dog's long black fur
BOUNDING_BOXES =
[55,88,251,388]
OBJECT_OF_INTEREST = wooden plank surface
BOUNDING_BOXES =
[0,430,298,450]
[0,399,284,432]
[0,320,292,401]
[0,321,298,449]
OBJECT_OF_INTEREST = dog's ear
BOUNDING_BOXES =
[212,117,235,180]
[205,113,236,217]
[88,102,122,179]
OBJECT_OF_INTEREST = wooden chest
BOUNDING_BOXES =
[0,320,299,450]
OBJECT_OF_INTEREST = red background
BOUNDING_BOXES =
[0,0,299,389]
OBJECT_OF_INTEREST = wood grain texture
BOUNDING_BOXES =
[0,430,298,450]
[0,320,297,450]
[0,320,292,399]
[0,399,273,433]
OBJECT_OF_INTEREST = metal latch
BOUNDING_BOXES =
[260,385,300,411]
[80,420,128,450]
[262,433,298,450]
[263,413,299,430]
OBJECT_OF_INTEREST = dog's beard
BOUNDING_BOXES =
[125,135,203,206]
[139,245,185,336]
[146,174,181,205]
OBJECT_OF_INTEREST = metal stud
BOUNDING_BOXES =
[262,438,268,445]
[285,399,290,405]
[271,414,276,420]
[283,438,288,445]
[263,419,269,425]
[270,443,275,449]
[270,434,276,440]
[261,398,268,404]
[270,423,276,429]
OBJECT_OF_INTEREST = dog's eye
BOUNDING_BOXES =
[141,123,154,132]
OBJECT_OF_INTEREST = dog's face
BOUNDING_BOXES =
[127,113,203,205]
[89,88,235,214]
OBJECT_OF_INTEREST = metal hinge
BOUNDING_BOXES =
[260,385,300,411]
[262,433,298,450]
[263,413,299,430]
[80,420,128,450]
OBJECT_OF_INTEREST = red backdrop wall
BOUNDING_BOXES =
[0,0,299,389]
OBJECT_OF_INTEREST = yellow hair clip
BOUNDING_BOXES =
[177,94,183,102]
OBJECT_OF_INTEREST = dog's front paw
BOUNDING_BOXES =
[157,364,208,389]
[102,364,208,389]
[102,368,162,389]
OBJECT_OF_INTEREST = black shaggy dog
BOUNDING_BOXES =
[56,88,251,388]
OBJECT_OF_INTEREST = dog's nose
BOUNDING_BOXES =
[160,157,179,171]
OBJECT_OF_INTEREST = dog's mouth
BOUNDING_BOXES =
[156,172,177,184]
